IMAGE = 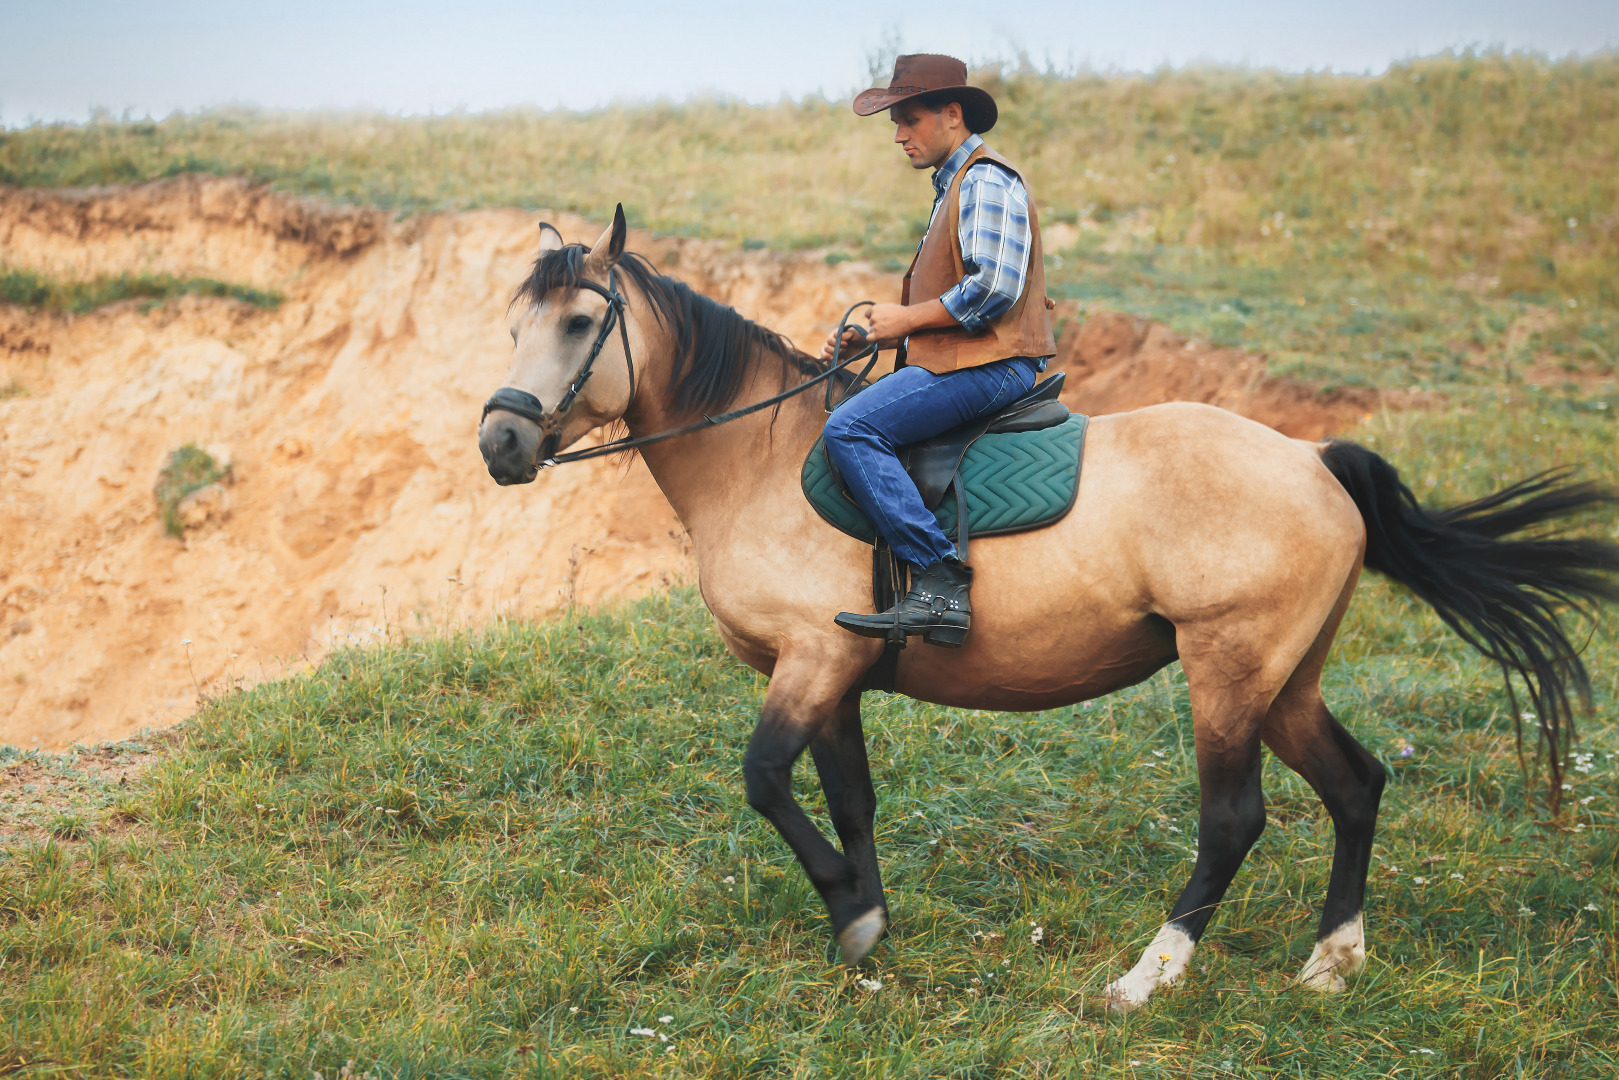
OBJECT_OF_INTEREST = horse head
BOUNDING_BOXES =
[479,206,636,484]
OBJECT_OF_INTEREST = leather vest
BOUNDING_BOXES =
[899,143,1057,373]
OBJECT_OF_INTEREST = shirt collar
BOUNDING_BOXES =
[931,134,983,200]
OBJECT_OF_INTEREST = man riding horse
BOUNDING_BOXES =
[823,54,1057,648]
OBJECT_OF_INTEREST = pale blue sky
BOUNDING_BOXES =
[3,0,1615,125]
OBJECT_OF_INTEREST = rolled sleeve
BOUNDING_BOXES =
[938,163,1032,334]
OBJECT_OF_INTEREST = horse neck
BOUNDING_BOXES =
[625,315,826,536]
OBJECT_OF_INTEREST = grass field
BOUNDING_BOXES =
[2,50,1618,1079]
[0,405,1614,1078]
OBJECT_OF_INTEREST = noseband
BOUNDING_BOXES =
[480,267,635,464]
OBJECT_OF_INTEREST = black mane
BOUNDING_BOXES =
[513,242,835,418]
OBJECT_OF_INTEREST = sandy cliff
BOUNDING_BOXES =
[0,177,1399,748]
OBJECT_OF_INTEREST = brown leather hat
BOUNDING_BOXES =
[852,54,998,134]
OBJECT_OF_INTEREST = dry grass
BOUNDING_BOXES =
[2,51,1614,305]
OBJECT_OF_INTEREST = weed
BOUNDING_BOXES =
[0,379,24,401]
[44,814,87,840]
[0,266,282,314]
[152,444,231,538]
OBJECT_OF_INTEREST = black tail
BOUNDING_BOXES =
[1321,441,1619,813]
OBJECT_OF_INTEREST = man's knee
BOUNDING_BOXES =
[824,407,883,455]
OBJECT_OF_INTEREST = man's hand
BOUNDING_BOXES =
[820,300,961,359]
[819,325,866,361]
[867,299,959,345]
[863,303,915,344]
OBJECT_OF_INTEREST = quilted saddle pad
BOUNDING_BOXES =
[801,414,1090,545]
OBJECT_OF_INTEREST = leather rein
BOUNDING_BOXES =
[481,278,881,470]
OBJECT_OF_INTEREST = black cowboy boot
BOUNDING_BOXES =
[835,557,973,648]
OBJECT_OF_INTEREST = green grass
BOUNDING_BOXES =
[152,444,232,538]
[0,399,1614,1078]
[0,267,282,315]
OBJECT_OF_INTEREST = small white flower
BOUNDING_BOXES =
[913,810,924,818]
[569,1006,579,1013]
[1518,905,1536,916]
[928,838,938,846]
[1581,796,1596,805]
[180,639,193,646]
[629,1027,656,1037]
[1151,750,1165,758]
[1450,873,1464,880]
[1521,711,1536,722]
[1413,876,1427,885]
[1567,217,1579,228]
[1583,903,1601,913]
[857,977,883,992]
[1412,1048,1436,1055]
[658,1015,673,1024]
[1030,926,1044,944]
[722,875,735,884]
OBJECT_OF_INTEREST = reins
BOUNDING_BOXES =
[482,290,881,469]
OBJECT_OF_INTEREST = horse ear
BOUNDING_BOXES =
[584,204,627,275]
[535,221,564,254]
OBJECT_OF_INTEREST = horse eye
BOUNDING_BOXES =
[567,315,593,335]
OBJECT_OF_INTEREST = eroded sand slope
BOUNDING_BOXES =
[1,177,1395,748]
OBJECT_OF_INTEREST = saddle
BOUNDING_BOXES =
[899,372,1072,514]
[802,373,1090,645]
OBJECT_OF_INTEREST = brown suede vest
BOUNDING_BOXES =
[898,143,1057,373]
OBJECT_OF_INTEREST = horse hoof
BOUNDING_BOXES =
[837,908,886,967]
[1102,982,1147,1014]
[1298,969,1348,994]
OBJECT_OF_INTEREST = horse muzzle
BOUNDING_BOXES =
[478,410,544,485]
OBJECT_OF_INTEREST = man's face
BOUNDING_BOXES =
[890,101,964,170]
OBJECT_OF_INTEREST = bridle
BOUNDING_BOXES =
[480,267,636,468]
[481,274,880,472]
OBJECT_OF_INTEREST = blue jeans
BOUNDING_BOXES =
[824,356,1041,568]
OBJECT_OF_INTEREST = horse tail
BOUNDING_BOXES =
[1319,440,1619,813]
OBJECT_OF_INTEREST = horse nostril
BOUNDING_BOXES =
[498,427,518,455]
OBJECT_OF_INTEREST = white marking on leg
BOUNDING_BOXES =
[1297,913,1365,992]
[837,908,886,967]
[1104,923,1195,1012]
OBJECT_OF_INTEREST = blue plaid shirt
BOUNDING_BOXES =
[925,134,1035,335]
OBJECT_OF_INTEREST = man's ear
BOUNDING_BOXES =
[584,204,628,276]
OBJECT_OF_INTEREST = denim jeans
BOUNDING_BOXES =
[823,356,1042,568]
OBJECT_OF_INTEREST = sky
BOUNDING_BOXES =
[3,0,1616,125]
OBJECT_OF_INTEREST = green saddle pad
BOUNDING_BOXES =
[801,414,1090,545]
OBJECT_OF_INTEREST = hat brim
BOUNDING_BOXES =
[851,84,998,134]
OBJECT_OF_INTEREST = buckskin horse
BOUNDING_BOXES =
[477,210,1619,1011]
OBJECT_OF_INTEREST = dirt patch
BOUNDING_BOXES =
[1,176,1423,749]
[0,732,173,844]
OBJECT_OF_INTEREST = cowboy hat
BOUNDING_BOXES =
[852,53,998,134]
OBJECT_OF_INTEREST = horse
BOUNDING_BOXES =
[477,209,1619,1011]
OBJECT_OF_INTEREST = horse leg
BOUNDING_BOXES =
[1259,603,1386,992]
[743,666,885,965]
[808,692,888,923]
[1104,641,1282,1012]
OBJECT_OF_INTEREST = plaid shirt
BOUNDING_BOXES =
[925,134,1034,335]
